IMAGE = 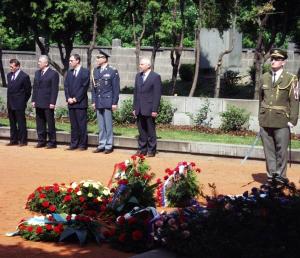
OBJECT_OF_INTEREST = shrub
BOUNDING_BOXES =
[0,96,7,113]
[113,98,136,125]
[55,106,69,121]
[179,64,195,82]
[248,64,271,86]
[187,99,213,127]
[113,98,176,125]
[87,105,97,123]
[156,98,177,124]
[220,105,250,132]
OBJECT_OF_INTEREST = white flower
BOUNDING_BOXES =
[97,196,102,202]
[102,187,110,196]
[87,192,93,198]
[114,172,121,179]
[70,182,78,189]
[76,190,82,196]
[83,181,91,187]
[125,159,130,165]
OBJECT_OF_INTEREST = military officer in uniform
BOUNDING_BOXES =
[91,49,120,154]
[258,48,299,184]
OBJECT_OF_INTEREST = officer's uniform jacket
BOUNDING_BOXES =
[259,70,299,128]
[91,65,120,109]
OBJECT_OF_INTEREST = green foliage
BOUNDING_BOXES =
[220,105,250,132]
[113,98,136,125]
[187,99,213,127]
[55,106,69,121]
[179,64,195,82]
[156,99,176,125]
[166,171,200,207]
[0,96,7,113]
[248,63,271,86]
[87,106,97,123]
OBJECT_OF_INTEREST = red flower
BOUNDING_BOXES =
[46,224,53,231]
[118,162,127,171]
[196,168,201,173]
[67,188,73,193]
[131,155,137,160]
[132,230,143,241]
[79,196,85,203]
[36,186,43,193]
[190,162,196,167]
[118,233,126,242]
[53,225,62,234]
[42,201,50,208]
[39,193,46,199]
[36,226,43,234]
[117,216,126,225]
[156,178,162,184]
[134,172,141,177]
[66,215,72,221]
[27,226,33,232]
[53,186,60,193]
[128,217,137,225]
[48,205,56,212]
[64,195,72,202]
[164,175,169,180]
[165,168,172,174]
[45,186,51,191]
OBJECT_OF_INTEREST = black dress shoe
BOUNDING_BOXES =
[6,142,18,146]
[46,145,57,149]
[66,146,77,150]
[147,152,155,157]
[35,143,46,148]
[93,148,105,153]
[104,148,113,154]
[19,143,28,147]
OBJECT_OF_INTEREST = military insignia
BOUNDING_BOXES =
[294,81,299,100]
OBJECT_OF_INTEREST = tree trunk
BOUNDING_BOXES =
[189,0,202,97]
[0,48,7,88]
[171,47,183,95]
[254,51,263,100]
[151,43,160,71]
[87,10,98,72]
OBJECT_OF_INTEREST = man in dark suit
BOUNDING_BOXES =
[64,54,90,150]
[91,49,120,154]
[6,59,32,146]
[133,57,162,157]
[32,55,59,148]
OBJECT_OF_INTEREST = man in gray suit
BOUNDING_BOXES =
[91,49,120,154]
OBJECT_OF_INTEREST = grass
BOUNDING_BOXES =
[1,117,300,148]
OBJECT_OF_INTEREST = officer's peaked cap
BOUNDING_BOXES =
[270,48,288,60]
[96,49,110,58]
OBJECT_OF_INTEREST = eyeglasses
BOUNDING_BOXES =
[96,55,106,59]
[270,57,284,61]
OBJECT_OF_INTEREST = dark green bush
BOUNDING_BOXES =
[113,98,176,125]
[220,105,250,132]
[87,106,97,123]
[156,98,177,124]
[187,99,213,127]
[55,106,68,120]
[0,96,7,113]
[113,98,136,125]
[179,64,195,82]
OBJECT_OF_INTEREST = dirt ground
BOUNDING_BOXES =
[1,140,300,258]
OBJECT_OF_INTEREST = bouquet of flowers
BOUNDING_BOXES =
[156,162,202,207]
[108,154,158,214]
[109,207,159,252]
[17,214,64,242]
[26,180,111,216]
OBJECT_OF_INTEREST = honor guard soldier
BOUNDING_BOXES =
[91,49,120,154]
[259,48,299,184]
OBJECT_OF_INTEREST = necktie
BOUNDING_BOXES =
[272,72,276,86]
[41,70,45,76]
[142,73,146,82]
[11,73,15,81]
[73,69,77,77]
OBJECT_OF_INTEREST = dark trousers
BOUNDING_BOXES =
[69,108,87,148]
[137,115,157,154]
[260,127,289,179]
[8,108,27,144]
[35,107,56,145]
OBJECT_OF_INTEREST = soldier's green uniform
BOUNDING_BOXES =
[258,49,299,183]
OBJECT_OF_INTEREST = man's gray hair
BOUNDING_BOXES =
[140,57,151,67]
[39,55,49,65]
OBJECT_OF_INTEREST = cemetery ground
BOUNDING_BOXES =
[0,140,300,257]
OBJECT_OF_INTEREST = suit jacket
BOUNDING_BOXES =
[133,71,162,116]
[64,67,90,109]
[7,70,32,110]
[259,70,299,128]
[32,68,59,108]
[91,65,120,109]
